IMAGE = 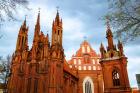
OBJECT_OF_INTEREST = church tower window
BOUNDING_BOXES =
[112,70,120,86]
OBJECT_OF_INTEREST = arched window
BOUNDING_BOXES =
[112,70,120,86]
[83,77,94,93]
[85,81,92,93]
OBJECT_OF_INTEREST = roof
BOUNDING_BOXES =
[74,40,100,57]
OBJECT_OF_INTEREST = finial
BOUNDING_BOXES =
[25,15,27,21]
[100,42,104,48]
[38,7,41,13]
[83,36,87,41]
[23,15,27,26]
[56,6,59,13]
[47,30,49,34]
[106,16,110,29]
[36,8,40,25]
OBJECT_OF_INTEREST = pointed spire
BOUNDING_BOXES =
[100,42,105,51]
[56,6,60,18]
[118,40,123,49]
[117,40,124,56]
[33,9,41,43]
[100,42,104,48]
[118,39,121,44]
[23,15,27,26]
[55,7,60,25]
[16,16,28,51]
[100,42,106,58]
[36,8,40,27]
[51,8,63,46]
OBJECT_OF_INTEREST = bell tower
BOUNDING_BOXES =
[100,20,131,93]
[48,10,64,93]
[51,10,63,46]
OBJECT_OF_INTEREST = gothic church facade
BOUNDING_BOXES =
[7,10,131,93]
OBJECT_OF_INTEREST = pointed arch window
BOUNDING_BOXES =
[85,81,92,93]
[112,70,120,86]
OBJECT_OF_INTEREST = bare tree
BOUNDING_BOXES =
[0,55,11,93]
[0,0,29,39]
[0,55,11,83]
[105,0,140,43]
[0,0,29,23]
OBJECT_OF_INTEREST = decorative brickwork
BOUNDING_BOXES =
[7,10,132,93]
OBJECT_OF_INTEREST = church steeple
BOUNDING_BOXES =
[33,10,41,43]
[23,16,26,27]
[106,18,114,50]
[51,10,63,46]
[55,10,60,25]
[16,17,28,51]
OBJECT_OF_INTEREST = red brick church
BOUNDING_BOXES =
[7,10,132,93]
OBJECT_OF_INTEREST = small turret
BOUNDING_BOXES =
[100,43,106,58]
[118,40,124,56]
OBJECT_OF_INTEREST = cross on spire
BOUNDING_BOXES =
[56,6,59,12]
[38,7,41,13]
[25,15,27,20]
[83,36,87,41]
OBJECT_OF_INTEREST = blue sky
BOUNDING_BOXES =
[0,0,140,88]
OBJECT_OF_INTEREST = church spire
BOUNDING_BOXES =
[33,9,41,43]
[22,15,26,27]
[106,17,114,50]
[36,9,40,31]
[37,9,40,27]
[51,9,63,46]
[55,7,60,25]
[16,17,28,51]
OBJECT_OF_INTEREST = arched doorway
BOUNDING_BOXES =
[83,76,94,93]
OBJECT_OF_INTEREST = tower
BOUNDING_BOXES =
[32,11,41,60]
[16,17,28,52]
[48,10,64,93]
[99,21,131,93]
[51,10,63,46]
